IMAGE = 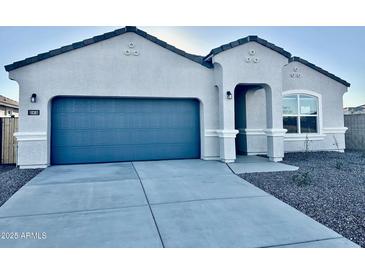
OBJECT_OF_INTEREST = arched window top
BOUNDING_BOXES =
[283,93,319,134]
[283,94,318,116]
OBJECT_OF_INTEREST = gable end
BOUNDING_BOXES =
[4,26,213,72]
[204,35,292,61]
[290,56,350,87]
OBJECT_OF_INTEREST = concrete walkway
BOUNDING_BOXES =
[228,155,299,174]
[0,159,358,247]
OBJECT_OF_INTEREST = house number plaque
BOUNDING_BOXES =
[28,110,40,116]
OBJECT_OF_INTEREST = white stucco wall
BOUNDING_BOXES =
[282,61,348,152]
[232,59,348,154]
[212,42,289,161]
[9,32,218,167]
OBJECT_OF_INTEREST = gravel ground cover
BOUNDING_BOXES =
[240,151,365,247]
[0,165,43,206]
[0,164,16,174]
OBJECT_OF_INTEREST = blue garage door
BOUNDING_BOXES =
[51,97,200,165]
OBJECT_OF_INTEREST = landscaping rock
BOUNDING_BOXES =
[0,166,43,206]
[240,151,365,247]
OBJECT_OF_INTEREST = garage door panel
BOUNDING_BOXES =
[53,113,92,130]
[51,97,200,164]
[52,127,199,147]
[52,143,199,164]
[132,143,198,160]
[53,113,197,130]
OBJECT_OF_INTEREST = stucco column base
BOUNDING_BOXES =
[268,156,283,162]
[216,129,239,163]
[264,128,287,162]
[14,132,49,169]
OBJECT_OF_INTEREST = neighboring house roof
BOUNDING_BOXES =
[0,95,19,109]
[4,26,350,87]
[344,104,365,114]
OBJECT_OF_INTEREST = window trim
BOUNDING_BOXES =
[282,90,323,138]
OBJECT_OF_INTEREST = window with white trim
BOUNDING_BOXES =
[283,94,318,134]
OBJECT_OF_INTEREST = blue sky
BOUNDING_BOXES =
[0,26,364,107]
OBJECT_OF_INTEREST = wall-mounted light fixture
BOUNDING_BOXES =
[226,91,232,100]
[30,93,37,103]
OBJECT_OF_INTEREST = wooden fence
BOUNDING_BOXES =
[0,117,18,164]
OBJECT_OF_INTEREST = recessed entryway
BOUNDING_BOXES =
[234,84,267,156]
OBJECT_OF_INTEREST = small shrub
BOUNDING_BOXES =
[304,134,311,159]
[292,172,312,186]
[335,160,344,170]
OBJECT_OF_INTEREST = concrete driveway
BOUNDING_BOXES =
[0,160,358,247]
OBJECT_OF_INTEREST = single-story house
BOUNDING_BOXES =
[0,95,19,118]
[4,26,350,169]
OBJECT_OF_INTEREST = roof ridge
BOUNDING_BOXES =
[3,27,350,87]
[204,34,292,60]
[4,26,212,71]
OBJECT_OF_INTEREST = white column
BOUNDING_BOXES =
[264,129,287,162]
[218,85,238,163]
[14,132,48,169]
[265,85,286,162]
